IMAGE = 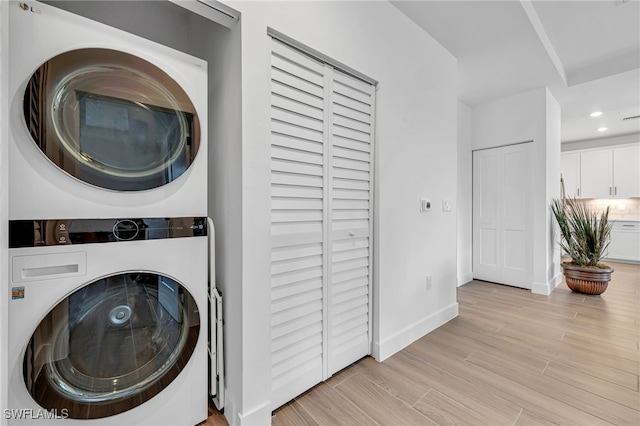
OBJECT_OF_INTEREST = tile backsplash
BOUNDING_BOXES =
[578,198,640,220]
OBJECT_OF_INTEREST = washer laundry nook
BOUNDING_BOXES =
[4,1,220,425]
[7,218,210,425]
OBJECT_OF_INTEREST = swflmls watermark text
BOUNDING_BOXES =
[4,408,69,420]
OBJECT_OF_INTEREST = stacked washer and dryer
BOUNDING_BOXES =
[6,2,222,425]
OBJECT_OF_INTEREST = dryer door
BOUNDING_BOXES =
[23,272,200,419]
[23,48,200,191]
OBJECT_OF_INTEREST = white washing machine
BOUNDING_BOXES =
[8,1,208,220]
[6,217,209,425]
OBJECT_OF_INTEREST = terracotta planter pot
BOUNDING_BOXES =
[561,263,614,295]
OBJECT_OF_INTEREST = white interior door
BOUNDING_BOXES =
[269,38,374,410]
[473,143,532,289]
[473,150,501,281]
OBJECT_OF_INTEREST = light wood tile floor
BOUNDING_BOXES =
[207,261,640,425]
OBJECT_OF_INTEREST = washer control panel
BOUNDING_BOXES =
[9,217,207,248]
[113,219,140,241]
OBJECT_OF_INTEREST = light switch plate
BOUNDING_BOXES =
[442,199,452,212]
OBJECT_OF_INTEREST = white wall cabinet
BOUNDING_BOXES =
[560,152,581,198]
[561,144,640,199]
[613,145,640,198]
[580,149,613,198]
[607,221,640,262]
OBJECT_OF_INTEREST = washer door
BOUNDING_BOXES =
[24,273,200,419]
[23,48,200,191]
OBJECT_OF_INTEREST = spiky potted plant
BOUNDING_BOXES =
[551,197,614,295]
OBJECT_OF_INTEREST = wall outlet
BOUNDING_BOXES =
[426,275,432,290]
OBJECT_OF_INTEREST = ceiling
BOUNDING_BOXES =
[391,0,640,143]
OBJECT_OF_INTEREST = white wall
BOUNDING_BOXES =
[472,89,545,150]
[546,91,562,289]
[226,1,459,424]
[457,101,473,286]
[471,87,562,295]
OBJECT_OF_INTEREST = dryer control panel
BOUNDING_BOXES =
[9,217,207,248]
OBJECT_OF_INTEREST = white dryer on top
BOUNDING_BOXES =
[8,1,208,220]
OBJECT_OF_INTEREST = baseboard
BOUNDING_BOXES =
[372,302,459,362]
[235,399,271,426]
[603,257,640,265]
[531,281,550,295]
[223,393,237,426]
[457,272,473,287]
[551,272,563,291]
[531,273,563,295]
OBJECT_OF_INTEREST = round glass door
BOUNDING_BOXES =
[23,48,201,191]
[23,273,200,419]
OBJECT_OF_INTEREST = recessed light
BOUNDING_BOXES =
[590,111,603,117]
[597,127,608,132]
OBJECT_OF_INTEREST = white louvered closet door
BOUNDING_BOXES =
[270,40,326,410]
[327,70,374,376]
[270,38,375,410]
